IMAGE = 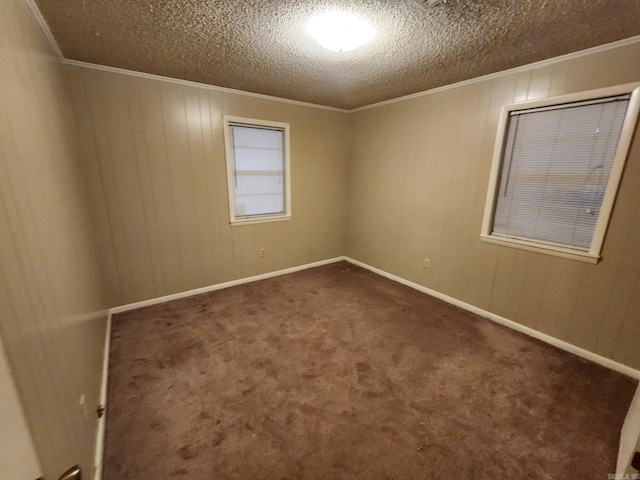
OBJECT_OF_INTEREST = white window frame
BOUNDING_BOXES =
[223,115,292,226]
[481,83,640,264]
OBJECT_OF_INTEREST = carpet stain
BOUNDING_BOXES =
[104,262,637,479]
[177,445,197,460]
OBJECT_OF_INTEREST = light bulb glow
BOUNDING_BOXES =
[307,12,375,52]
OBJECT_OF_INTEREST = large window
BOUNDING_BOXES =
[223,116,291,225]
[481,84,640,263]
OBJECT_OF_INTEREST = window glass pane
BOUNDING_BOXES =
[232,125,283,150]
[229,124,285,218]
[233,148,283,172]
[492,97,629,251]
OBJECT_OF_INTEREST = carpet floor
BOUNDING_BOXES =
[104,261,637,479]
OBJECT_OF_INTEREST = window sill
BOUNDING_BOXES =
[479,234,600,264]
[230,215,292,227]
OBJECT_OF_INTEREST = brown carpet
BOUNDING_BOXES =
[104,261,636,479]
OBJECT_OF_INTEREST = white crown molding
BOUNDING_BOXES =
[24,0,640,114]
[24,0,64,61]
[351,35,640,113]
[61,59,349,113]
[24,0,346,113]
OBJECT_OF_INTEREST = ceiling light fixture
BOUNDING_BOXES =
[307,12,375,53]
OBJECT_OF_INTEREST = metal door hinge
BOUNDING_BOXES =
[97,404,105,418]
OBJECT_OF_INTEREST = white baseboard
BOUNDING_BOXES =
[106,254,640,379]
[94,256,345,479]
[93,311,112,480]
[110,257,346,314]
[343,256,640,380]
[94,254,640,479]
[342,257,640,477]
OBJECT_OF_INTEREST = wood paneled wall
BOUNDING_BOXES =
[347,41,640,369]
[0,1,109,477]
[65,66,350,307]
[3,5,639,478]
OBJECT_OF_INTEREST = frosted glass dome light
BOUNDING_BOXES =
[307,12,375,53]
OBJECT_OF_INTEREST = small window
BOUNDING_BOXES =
[481,84,640,263]
[223,116,291,225]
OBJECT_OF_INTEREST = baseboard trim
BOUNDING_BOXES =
[94,255,639,479]
[110,257,346,315]
[345,257,640,476]
[95,256,345,478]
[343,256,640,380]
[106,253,640,379]
[93,311,112,480]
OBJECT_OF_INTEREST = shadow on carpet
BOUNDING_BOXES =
[104,262,637,479]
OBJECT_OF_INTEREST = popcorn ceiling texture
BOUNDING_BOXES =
[35,0,640,109]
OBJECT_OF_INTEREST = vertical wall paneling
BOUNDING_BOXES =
[82,70,138,300]
[138,77,187,295]
[125,76,168,295]
[0,1,109,477]
[66,70,123,303]
[161,82,203,292]
[347,41,640,369]
[4,6,640,478]
[66,66,350,306]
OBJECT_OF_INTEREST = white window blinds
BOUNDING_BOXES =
[492,95,630,251]
[228,123,286,218]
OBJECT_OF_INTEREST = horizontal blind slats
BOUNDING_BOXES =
[230,125,285,217]
[493,97,629,250]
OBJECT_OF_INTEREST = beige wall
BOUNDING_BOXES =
[65,66,350,306]
[347,41,640,370]
[0,0,109,478]
[0,335,41,479]
[2,2,640,476]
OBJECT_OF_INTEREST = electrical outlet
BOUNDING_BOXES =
[260,248,266,257]
[423,258,430,268]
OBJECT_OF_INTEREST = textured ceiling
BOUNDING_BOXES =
[35,0,640,110]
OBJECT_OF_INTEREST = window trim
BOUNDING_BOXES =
[223,115,292,226]
[480,83,640,264]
